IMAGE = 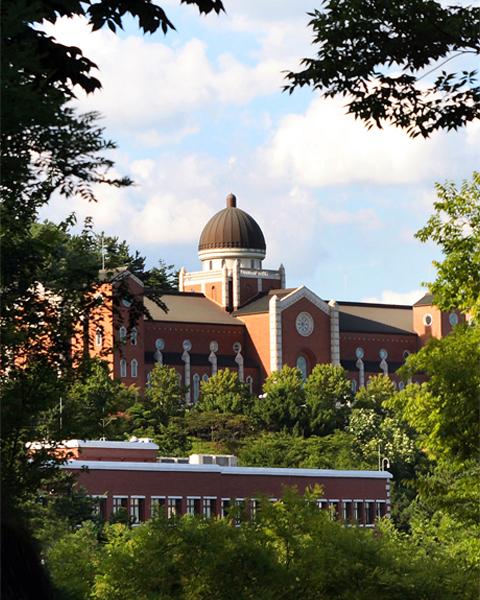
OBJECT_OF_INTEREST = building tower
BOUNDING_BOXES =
[180,194,285,311]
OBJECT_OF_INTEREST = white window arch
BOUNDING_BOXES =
[130,327,138,346]
[246,375,253,394]
[95,328,103,347]
[296,356,308,381]
[192,373,200,403]
[119,326,127,342]
[131,359,138,378]
[120,359,127,378]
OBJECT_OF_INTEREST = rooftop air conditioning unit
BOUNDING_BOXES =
[189,454,238,467]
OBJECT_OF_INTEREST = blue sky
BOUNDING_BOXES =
[41,1,480,304]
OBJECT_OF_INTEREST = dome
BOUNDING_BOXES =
[198,194,266,252]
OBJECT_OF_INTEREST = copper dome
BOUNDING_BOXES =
[198,194,266,252]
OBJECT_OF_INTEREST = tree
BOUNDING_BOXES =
[144,259,179,291]
[415,171,480,319]
[354,374,396,414]
[285,0,480,138]
[128,364,186,435]
[63,359,137,440]
[388,323,480,462]
[196,369,253,415]
[304,364,352,435]
[255,366,306,433]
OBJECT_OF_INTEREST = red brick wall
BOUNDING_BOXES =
[237,313,271,378]
[281,299,331,372]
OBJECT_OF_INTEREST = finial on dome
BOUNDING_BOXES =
[226,193,237,208]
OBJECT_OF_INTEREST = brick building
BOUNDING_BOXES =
[62,439,392,526]
[89,193,463,398]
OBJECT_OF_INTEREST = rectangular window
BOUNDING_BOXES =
[376,501,386,519]
[186,497,201,516]
[365,501,376,525]
[353,501,363,524]
[250,499,259,521]
[113,496,128,514]
[234,499,245,526]
[167,497,182,519]
[317,499,328,510]
[130,497,145,524]
[342,501,353,523]
[92,496,107,521]
[329,501,340,520]
[151,497,166,518]
[202,497,216,518]
[221,498,231,518]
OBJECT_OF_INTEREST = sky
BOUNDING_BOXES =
[40,0,480,305]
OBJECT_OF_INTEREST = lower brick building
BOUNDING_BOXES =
[86,193,463,397]
[62,439,392,526]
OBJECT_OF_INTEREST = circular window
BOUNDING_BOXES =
[423,313,433,326]
[402,350,411,361]
[449,312,459,326]
[295,312,314,337]
[355,347,364,360]
[182,339,192,352]
[379,348,388,360]
[209,340,219,353]
[155,338,165,351]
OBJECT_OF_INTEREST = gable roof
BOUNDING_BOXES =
[144,293,243,326]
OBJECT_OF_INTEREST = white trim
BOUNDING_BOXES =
[203,496,217,500]
[167,495,183,500]
[198,248,266,262]
[63,461,392,479]
[112,495,128,499]
[279,286,330,316]
[151,495,166,499]
[186,496,201,500]
[63,440,158,450]
[328,299,341,365]
[130,495,145,499]
[269,294,282,372]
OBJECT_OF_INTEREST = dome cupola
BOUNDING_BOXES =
[198,194,266,270]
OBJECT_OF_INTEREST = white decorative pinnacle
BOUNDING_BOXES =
[269,294,282,373]
[328,299,340,365]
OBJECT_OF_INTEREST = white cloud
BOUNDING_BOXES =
[43,17,286,130]
[261,96,479,187]
[362,289,425,305]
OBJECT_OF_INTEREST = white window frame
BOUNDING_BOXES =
[167,496,182,518]
[150,496,166,518]
[130,358,138,378]
[119,326,127,342]
[120,359,127,378]
[246,375,253,394]
[112,495,128,514]
[95,328,103,347]
[130,326,138,345]
[130,496,145,524]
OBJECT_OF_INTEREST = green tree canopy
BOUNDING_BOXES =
[354,374,396,414]
[196,369,252,415]
[255,366,306,433]
[388,324,480,462]
[63,359,137,440]
[304,364,352,435]
[128,364,186,434]
[285,0,480,138]
[415,171,480,319]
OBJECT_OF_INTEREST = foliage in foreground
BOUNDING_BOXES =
[46,492,478,600]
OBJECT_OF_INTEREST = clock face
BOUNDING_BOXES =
[295,312,314,337]
[182,339,192,352]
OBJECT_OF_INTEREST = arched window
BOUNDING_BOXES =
[202,374,209,382]
[130,327,138,346]
[119,326,127,342]
[95,328,103,347]
[296,356,308,381]
[398,381,405,390]
[211,286,216,301]
[120,359,127,378]
[246,375,253,394]
[146,371,152,388]
[131,359,138,378]
[192,373,200,403]
[351,379,357,393]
